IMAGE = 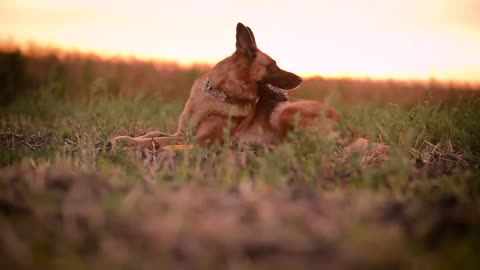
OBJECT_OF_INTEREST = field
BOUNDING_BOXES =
[1,47,480,269]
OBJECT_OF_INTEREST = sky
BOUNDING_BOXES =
[1,0,479,82]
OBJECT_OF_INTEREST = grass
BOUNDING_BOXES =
[3,91,478,181]
[1,48,480,269]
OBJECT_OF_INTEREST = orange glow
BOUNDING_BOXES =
[1,0,479,82]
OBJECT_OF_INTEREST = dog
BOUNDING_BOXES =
[113,23,302,149]
[114,23,388,157]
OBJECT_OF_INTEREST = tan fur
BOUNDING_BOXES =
[114,23,388,157]
[233,94,342,145]
[113,23,302,149]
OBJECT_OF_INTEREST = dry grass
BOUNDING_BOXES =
[1,44,480,269]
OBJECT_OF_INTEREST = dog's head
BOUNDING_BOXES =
[209,23,302,102]
[235,23,302,91]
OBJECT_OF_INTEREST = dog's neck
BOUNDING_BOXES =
[206,54,259,103]
[202,79,255,105]
[202,79,229,102]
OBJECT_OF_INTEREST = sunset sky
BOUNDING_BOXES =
[1,0,479,82]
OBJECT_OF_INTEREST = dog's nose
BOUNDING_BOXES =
[296,76,303,83]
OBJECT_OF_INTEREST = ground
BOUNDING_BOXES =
[1,49,480,269]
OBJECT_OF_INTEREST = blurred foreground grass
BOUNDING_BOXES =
[1,46,480,269]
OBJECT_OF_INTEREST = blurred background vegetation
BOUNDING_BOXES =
[1,43,479,107]
[1,43,480,270]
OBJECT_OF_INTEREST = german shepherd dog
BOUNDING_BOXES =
[113,23,303,149]
[113,23,387,155]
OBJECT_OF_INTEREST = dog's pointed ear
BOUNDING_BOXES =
[236,23,256,57]
[246,27,257,48]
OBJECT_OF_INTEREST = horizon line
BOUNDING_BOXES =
[2,38,479,86]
